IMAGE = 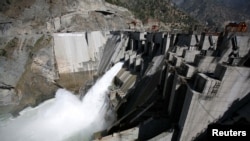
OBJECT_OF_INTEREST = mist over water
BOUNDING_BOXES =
[0,62,123,141]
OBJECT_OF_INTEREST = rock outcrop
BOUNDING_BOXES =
[0,0,140,114]
[0,0,140,35]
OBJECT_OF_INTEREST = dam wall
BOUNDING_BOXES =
[53,31,107,73]
[1,28,250,140]
[0,31,128,114]
[94,31,250,141]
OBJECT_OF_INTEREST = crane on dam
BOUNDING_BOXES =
[225,22,248,32]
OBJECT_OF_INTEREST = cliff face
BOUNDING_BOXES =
[0,35,58,114]
[0,0,138,114]
[0,0,139,36]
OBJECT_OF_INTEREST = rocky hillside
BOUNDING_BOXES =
[0,0,138,115]
[105,0,200,30]
[172,0,250,28]
[0,0,139,36]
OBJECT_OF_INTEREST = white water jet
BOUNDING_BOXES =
[0,62,123,141]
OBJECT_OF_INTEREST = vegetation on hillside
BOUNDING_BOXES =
[106,0,200,30]
[173,0,250,29]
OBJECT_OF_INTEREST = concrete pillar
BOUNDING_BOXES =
[125,52,130,66]
[129,39,134,50]
[154,32,163,48]
[138,41,142,52]
[135,40,139,51]
[166,34,171,53]
[140,59,144,76]
[169,34,176,51]
[162,34,168,54]
[173,55,183,67]
[166,52,175,61]
[203,36,211,50]
[190,34,198,49]
[194,55,218,73]
[214,64,227,80]
[193,73,206,93]
[149,42,154,57]
[168,71,178,114]
[129,52,136,70]
[139,32,146,40]
[195,34,200,43]
[183,50,200,63]
[162,63,169,99]
[193,73,221,98]
[201,49,214,56]
[180,63,197,78]
[143,41,148,54]
[175,46,188,57]
[134,55,142,72]
[119,48,125,60]
[141,41,146,53]
[199,33,205,50]
[200,34,218,50]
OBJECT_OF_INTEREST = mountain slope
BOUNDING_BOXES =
[172,0,250,28]
[0,0,139,36]
[106,0,200,30]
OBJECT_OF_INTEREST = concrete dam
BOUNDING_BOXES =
[0,30,250,141]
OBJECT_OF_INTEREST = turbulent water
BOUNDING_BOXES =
[0,62,123,141]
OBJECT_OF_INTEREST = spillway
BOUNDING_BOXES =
[0,62,123,141]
